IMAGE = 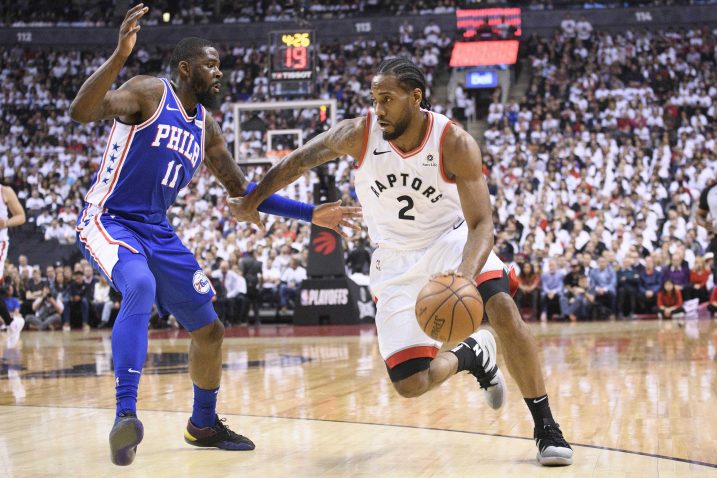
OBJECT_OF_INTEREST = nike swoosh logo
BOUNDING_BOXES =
[166,105,181,111]
[128,368,141,374]
[533,396,547,404]
[373,148,391,155]
[453,220,465,230]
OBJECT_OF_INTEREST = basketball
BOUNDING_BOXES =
[415,272,483,344]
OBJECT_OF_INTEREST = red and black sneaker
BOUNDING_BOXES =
[184,415,255,451]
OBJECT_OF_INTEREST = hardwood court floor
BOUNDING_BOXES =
[1,319,717,477]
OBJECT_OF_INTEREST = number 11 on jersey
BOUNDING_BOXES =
[161,161,182,188]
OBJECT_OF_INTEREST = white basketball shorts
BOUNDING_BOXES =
[369,223,509,370]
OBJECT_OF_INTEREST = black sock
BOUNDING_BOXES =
[449,337,477,372]
[525,395,555,429]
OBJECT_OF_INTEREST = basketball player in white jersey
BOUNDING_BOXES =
[0,185,26,346]
[232,58,573,466]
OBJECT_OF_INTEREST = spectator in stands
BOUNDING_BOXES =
[616,255,640,319]
[212,260,245,325]
[639,256,662,313]
[45,265,57,291]
[575,16,593,43]
[93,275,113,328]
[686,255,710,302]
[588,255,617,320]
[52,271,68,298]
[239,251,263,325]
[657,279,685,320]
[44,219,65,242]
[24,267,46,315]
[17,255,32,278]
[63,270,90,330]
[279,257,307,313]
[347,237,371,274]
[26,285,63,331]
[560,14,576,39]
[515,262,540,321]
[275,245,293,274]
[662,251,690,292]
[25,190,45,216]
[561,259,585,321]
[564,275,591,322]
[261,257,281,308]
[540,259,564,321]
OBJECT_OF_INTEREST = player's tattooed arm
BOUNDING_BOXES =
[441,125,495,281]
[204,115,250,197]
[240,117,366,210]
[70,4,152,124]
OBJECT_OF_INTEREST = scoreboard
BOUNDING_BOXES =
[269,30,316,96]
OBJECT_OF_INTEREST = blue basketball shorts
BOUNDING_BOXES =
[76,205,216,331]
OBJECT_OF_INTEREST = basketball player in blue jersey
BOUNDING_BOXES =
[69,4,360,466]
[233,57,574,466]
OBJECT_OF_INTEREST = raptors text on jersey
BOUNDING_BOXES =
[354,110,465,250]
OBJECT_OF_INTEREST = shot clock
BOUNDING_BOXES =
[269,30,317,96]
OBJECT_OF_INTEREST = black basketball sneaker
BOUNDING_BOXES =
[455,329,506,409]
[534,419,573,465]
[184,415,255,451]
[109,411,144,466]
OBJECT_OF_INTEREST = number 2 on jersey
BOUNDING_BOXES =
[161,161,182,188]
[397,195,415,221]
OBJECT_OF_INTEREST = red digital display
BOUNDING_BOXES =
[457,8,522,40]
[449,40,520,67]
[269,31,315,81]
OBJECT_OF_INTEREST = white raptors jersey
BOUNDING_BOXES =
[0,186,8,241]
[354,110,464,250]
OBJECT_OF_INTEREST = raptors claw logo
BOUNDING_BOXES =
[312,231,337,255]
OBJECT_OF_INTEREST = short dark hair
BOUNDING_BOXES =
[375,57,431,110]
[170,37,215,76]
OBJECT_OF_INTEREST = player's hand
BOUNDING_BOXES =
[312,200,362,240]
[117,4,148,58]
[228,195,265,232]
[0,218,7,228]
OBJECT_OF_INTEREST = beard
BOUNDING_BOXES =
[192,75,222,111]
[196,86,222,111]
[381,114,410,141]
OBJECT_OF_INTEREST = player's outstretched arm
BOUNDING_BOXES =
[0,187,25,229]
[229,117,366,229]
[69,4,150,123]
[442,125,495,281]
[205,116,362,237]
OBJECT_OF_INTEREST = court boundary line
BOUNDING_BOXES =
[2,404,715,469]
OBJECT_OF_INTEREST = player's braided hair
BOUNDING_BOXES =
[170,37,215,77]
[376,57,432,111]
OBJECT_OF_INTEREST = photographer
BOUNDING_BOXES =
[26,285,64,331]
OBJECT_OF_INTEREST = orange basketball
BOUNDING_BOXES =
[415,272,483,344]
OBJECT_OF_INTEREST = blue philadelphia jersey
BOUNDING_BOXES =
[83,78,206,224]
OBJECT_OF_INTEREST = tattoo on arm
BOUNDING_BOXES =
[204,118,249,197]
